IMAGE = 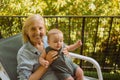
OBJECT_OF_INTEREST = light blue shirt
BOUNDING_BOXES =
[17,36,58,80]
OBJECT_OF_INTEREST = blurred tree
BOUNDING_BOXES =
[1,0,120,16]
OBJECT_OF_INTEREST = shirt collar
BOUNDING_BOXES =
[26,41,40,55]
[25,36,48,55]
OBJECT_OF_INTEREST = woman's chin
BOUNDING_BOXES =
[33,39,41,43]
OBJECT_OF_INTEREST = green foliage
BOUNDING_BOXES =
[1,0,120,16]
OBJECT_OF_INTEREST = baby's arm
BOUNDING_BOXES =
[67,40,82,51]
[39,50,49,68]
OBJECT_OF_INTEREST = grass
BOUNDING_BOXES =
[84,71,120,80]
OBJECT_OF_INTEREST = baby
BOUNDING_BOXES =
[39,29,84,80]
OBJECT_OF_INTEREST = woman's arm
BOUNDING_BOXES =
[39,50,49,68]
[29,50,58,80]
[29,66,48,80]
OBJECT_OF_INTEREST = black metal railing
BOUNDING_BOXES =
[0,15,120,73]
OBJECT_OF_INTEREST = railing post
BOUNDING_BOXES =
[79,17,85,67]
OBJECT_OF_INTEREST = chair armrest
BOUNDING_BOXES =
[69,52,103,80]
[0,62,10,80]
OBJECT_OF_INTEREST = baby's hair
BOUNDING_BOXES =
[47,28,63,40]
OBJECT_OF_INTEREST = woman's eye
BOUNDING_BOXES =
[54,42,57,43]
[39,27,41,30]
[54,41,58,43]
[39,26,43,30]
[30,27,36,31]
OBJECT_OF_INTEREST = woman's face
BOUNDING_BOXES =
[27,21,45,44]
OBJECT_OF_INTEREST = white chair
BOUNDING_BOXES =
[70,52,103,80]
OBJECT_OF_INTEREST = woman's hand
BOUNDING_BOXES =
[45,50,58,64]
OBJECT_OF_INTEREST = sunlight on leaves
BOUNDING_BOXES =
[89,3,96,11]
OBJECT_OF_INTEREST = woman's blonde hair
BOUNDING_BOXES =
[22,14,45,43]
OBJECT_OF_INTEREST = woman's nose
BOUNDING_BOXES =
[36,29,40,34]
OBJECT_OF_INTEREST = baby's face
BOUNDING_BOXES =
[48,33,63,50]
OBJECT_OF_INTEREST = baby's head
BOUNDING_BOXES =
[47,29,64,50]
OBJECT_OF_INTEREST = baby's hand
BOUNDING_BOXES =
[63,46,69,55]
[44,61,49,68]
[76,40,82,47]
[62,46,70,57]
[41,60,49,68]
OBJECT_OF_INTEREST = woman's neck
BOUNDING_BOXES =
[34,41,44,52]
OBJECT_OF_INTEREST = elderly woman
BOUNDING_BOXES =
[17,14,59,80]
